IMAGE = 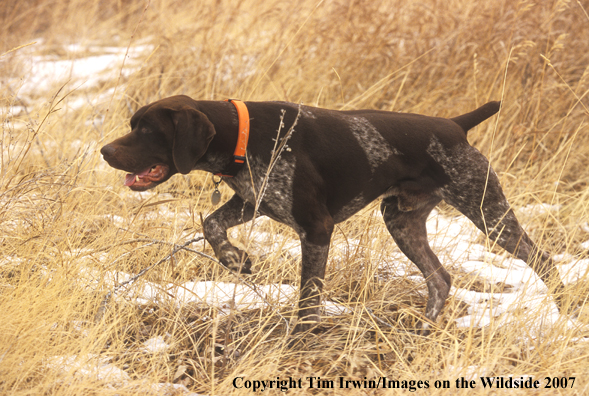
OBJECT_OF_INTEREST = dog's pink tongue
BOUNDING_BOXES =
[124,168,152,186]
[124,173,137,187]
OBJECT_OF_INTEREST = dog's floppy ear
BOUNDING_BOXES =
[171,107,216,174]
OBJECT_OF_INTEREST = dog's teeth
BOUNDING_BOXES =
[136,175,140,182]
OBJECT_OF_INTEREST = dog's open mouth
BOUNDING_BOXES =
[124,164,169,190]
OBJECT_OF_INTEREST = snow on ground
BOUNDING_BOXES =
[423,206,584,336]
[46,354,203,395]
[6,41,589,391]
[92,203,589,338]
[46,354,131,386]
[45,202,589,390]
[4,38,153,114]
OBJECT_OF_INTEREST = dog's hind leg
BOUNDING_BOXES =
[434,144,566,309]
[203,194,258,274]
[380,194,449,334]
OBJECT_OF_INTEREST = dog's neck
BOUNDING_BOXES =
[191,101,247,176]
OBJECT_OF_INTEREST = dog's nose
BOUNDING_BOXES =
[100,144,116,159]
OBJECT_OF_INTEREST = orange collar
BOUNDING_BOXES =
[215,99,250,177]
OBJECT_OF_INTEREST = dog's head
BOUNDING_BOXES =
[100,95,216,191]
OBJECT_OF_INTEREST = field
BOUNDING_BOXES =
[2,0,589,394]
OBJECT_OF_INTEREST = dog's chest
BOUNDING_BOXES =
[223,155,299,230]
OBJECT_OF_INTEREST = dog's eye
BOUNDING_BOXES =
[140,127,152,134]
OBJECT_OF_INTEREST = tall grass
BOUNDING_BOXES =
[2,0,589,394]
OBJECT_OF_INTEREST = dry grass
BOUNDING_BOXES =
[2,0,589,394]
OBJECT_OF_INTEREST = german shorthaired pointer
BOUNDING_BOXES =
[101,95,566,334]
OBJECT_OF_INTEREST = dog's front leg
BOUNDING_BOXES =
[295,238,330,332]
[294,212,335,333]
[203,194,257,274]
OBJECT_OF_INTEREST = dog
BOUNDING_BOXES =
[101,95,566,334]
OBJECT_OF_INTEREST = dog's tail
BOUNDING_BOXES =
[451,101,501,135]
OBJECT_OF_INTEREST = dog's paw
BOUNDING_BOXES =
[219,247,252,274]
[292,311,321,334]
[292,321,318,335]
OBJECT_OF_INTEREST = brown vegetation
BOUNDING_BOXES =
[1,0,589,394]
